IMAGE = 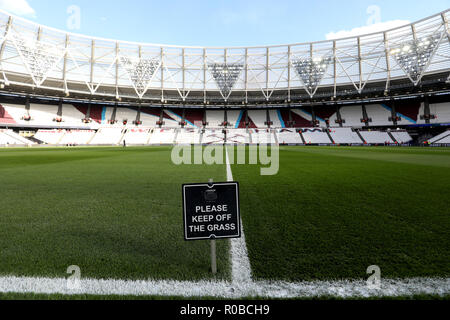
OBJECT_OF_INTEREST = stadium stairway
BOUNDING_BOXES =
[299,130,307,144]
[173,129,180,144]
[146,130,154,145]
[118,130,127,145]
[87,131,97,145]
[27,136,44,144]
[387,131,398,144]
[355,130,367,144]
[200,130,204,144]
[326,129,335,145]
[429,130,450,144]
[57,131,66,145]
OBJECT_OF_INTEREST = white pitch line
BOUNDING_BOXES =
[0,276,448,298]
[226,147,252,284]
[0,146,449,298]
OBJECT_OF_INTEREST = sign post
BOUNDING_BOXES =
[182,180,240,274]
[209,179,217,275]
[211,236,217,275]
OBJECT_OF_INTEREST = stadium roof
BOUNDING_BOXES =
[0,9,449,105]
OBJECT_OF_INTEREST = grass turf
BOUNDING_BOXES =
[0,145,449,298]
[0,147,230,281]
[231,146,450,281]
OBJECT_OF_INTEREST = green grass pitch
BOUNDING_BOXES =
[0,146,449,297]
[231,146,450,281]
[0,147,230,281]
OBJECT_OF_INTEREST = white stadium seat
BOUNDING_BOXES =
[206,111,225,128]
[90,127,124,145]
[202,129,225,144]
[35,129,66,144]
[330,128,363,144]
[149,129,177,144]
[247,110,267,128]
[121,128,152,145]
[360,131,394,144]
[365,105,392,126]
[301,129,331,144]
[391,131,413,144]
[226,129,250,144]
[277,129,303,144]
[429,130,450,144]
[0,129,33,145]
[59,130,95,145]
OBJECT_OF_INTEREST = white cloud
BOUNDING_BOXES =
[326,20,410,40]
[0,0,35,17]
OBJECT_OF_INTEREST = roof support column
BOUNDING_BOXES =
[383,32,391,94]
[90,39,95,94]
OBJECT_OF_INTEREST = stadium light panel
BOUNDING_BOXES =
[14,36,65,87]
[390,33,442,85]
[119,57,161,98]
[208,63,244,101]
[292,56,332,98]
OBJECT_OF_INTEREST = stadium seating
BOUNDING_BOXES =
[35,129,66,144]
[365,104,393,126]
[102,107,138,125]
[158,110,180,128]
[268,110,283,128]
[301,129,332,144]
[277,129,303,144]
[61,104,92,127]
[176,128,201,144]
[0,129,33,145]
[300,106,327,127]
[359,131,394,144]
[89,127,124,145]
[291,109,314,127]
[202,129,225,144]
[394,101,420,125]
[330,106,363,128]
[139,109,161,127]
[206,110,225,128]
[148,128,177,144]
[59,130,95,145]
[329,128,363,144]
[29,104,59,126]
[0,130,19,145]
[226,110,242,128]
[184,109,204,128]
[0,105,16,124]
[391,131,413,144]
[430,102,450,124]
[226,129,250,144]
[247,110,267,128]
[74,105,103,124]
[2,100,450,148]
[429,130,450,144]
[249,129,277,144]
[121,128,152,145]
[0,104,30,126]
[436,136,450,144]
[314,105,338,125]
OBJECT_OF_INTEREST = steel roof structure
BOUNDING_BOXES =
[0,9,449,106]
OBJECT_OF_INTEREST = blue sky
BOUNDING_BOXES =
[1,0,449,46]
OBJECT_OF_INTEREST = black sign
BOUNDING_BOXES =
[182,182,241,241]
